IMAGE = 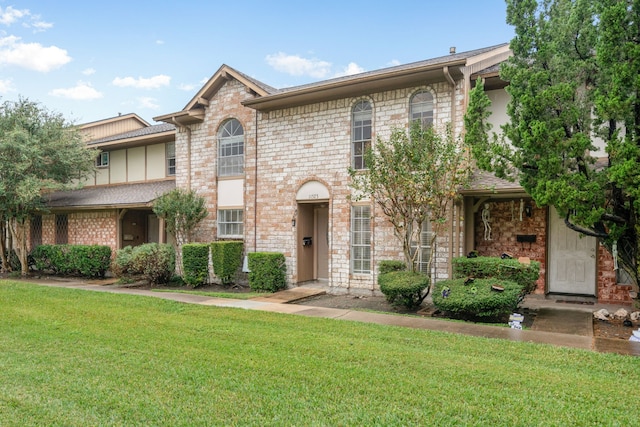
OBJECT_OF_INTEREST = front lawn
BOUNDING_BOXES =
[1,280,638,426]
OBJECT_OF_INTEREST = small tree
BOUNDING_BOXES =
[152,188,208,275]
[349,121,472,299]
[0,98,97,275]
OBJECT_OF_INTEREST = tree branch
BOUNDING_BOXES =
[564,213,608,238]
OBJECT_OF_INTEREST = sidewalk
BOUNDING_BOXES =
[16,277,640,356]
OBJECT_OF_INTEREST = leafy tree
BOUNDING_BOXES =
[464,0,640,290]
[349,121,471,298]
[0,98,97,275]
[152,188,207,275]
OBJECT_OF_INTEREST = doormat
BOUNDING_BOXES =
[555,300,595,305]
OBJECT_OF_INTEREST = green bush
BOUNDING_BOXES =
[182,243,210,288]
[247,252,286,292]
[111,246,134,277]
[378,271,429,309]
[112,244,175,284]
[31,244,111,278]
[378,260,406,275]
[211,241,244,286]
[433,278,524,321]
[452,256,540,293]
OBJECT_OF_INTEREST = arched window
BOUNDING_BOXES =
[352,100,372,169]
[410,90,434,127]
[218,119,244,177]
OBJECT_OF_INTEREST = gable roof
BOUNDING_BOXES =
[154,64,276,126]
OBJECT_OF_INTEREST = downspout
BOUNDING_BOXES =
[254,111,258,253]
[444,66,457,276]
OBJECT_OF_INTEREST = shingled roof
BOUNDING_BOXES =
[462,170,525,195]
[87,123,175,146]
[46,180,176,209]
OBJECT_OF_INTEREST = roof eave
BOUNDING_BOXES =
[243,63,466,112]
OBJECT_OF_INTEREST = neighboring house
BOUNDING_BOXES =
[37,113,176,251]
[154,44,512,295]
[461,66,633,304]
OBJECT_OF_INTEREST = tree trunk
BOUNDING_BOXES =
[0,220,8,272]
[9,218,29,276]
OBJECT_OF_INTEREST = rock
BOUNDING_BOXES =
[593,309,610,321]
[613,308,629,319]
[631,312,640,322]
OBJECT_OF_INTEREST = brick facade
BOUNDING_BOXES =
[177,75,465,294]
[472,199,632,304]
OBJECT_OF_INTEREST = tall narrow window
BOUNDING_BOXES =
[351,205,371,274]
[352,100,372,169]
[30,215,42,249]
[218,209,244,238]
[410,90,434,127]
[166,142,176,176]
[55,214,68,245]
[411,220,433,274]
[218,119,244,177]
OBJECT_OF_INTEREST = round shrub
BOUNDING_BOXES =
[432,278,524,321]
[378,260,407,275]
[378,271,429,309]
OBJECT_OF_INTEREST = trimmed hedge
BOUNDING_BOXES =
[247,252,286,292]
[211,241,244,286]
[432,278,524,321]
[378,260,406,275]
[31,244,112,278]
[378,271,429,309]
[452,256,540,293]
[182,243,210,288]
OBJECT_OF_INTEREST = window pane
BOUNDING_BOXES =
[352,101,372,170]
[351,206,371,274]
[218,119,244,176]
[218,209,243,237]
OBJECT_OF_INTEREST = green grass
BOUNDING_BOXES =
[151,288,267,300]
[1,280,638,426]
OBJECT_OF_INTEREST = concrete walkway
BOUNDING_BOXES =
[13,277,640,356]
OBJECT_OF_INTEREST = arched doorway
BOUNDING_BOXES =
[295,181,330,283]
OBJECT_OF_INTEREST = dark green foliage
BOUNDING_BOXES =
[31,244,112,278]
[247,252,286,292]
[452,256,540,294]
[433,278,524,321]
[378,271,429,309]
[378,260,406,275]
[182,243,210,288]
[112,243,175,284]
[211,241,243,286]
[152,188,207,245]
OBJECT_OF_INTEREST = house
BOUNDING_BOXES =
[36,113,176,251]
[154,44,512,295]
[461,65,634,304]
[42,42,634,304]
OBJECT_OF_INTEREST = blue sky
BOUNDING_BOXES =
[0,1,514,125]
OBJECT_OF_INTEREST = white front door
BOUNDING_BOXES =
[548,207,596,295]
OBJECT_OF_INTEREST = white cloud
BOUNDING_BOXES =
[387,59,401,67]
[265,52,331,78]
[0,6,28,25]
[334,62,365,77]
[31,19,53,32]
[112,74,171,89]
[137,97,160,110]
[178,83,196,91]
[0,36,70,71]
[49,82,103,100]
[155,39,164,45]
[82,68,96,76]
[0,78,15,93]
